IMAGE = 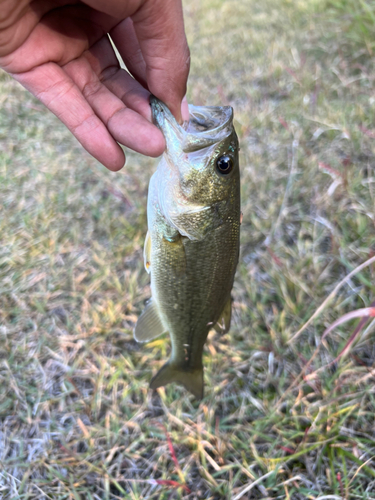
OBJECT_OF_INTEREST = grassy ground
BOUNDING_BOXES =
[1,0,375,498]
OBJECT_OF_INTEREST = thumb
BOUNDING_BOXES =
[132,0,190,123]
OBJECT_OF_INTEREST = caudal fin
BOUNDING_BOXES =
[150,362,204,400]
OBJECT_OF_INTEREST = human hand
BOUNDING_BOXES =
[0,0,190,170]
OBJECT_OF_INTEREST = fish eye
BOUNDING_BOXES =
[216,155,233,175]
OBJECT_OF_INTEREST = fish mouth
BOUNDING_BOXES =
[150,96,233,154]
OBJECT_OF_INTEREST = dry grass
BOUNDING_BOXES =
[1,0,375,498]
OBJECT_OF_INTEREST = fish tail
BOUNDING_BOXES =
[150,362,204,400]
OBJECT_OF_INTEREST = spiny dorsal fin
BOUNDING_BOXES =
[134,299,166,343]
[213,296,232,334]
[150,362,204,400]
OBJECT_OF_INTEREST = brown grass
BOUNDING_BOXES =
[1,0,375,498]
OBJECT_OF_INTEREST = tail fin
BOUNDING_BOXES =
[150,362,204,400]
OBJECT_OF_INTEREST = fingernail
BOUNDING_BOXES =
[181,95,190,122]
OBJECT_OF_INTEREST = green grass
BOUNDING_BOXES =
[318,0,375,54]
[1,0,375,498]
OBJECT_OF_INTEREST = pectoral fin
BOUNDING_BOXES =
[134,299,166,343]
[143,231,152,274]
[213,296,232,334]
[150,362,204,400]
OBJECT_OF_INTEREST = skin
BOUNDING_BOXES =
[145,99,241,398]
[0,0,190,170]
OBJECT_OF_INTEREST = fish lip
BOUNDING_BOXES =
[150,96,234,153]
[150,95,178,129]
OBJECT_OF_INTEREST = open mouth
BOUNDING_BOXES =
[186,105,233,136]
[150,96,234,154]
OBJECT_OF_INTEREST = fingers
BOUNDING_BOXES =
[0,0,52,57]
[131,0,190,123]
[1,4,116,74]
[63,52,165,157]
[85,34,151,121]
[14,62,126,170]
[99,67,153,122]
[79,0,191,124]
[181,95,190,122]
[81,0,189,122]
[1,0,189,168]
[109,18,148,90]
[10,30,166,170]
[109,18,190,123]
[108,9,190,123]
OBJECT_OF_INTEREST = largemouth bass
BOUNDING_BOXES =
[134,96,240,399]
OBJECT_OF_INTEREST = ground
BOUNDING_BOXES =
[1,0,375,498]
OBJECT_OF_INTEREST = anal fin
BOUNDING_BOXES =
[150,362,204,400]
[213,296,232,334]
[134,299,166,343]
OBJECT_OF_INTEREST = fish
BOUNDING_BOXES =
[134,96,241,399]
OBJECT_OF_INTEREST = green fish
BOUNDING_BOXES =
[134,96,241,399]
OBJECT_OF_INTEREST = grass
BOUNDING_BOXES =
[1,0,375,498]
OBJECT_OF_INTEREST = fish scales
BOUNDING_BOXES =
[151,194,240,368]
[134,97,241,399]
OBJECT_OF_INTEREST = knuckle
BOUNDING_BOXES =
[99,64,119,83]
[35,79,75,107]
[124,48,144,68]
[81,79,102,99]
[106,106,125,127]
[70,114,100,135]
